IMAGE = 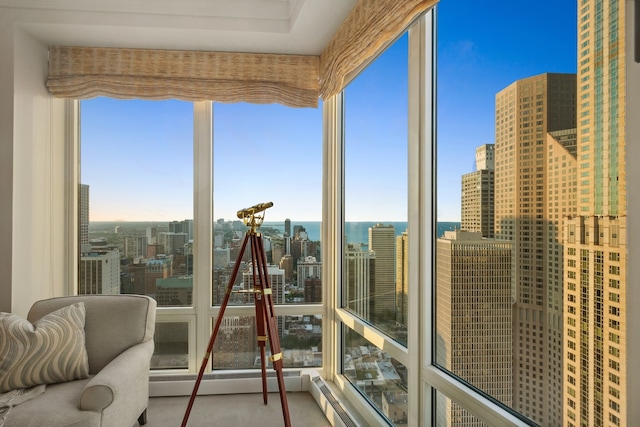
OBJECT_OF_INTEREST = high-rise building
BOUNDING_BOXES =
[284,218,291,238]
[436,230,512,426]
[271,242,284,266]
[494,72,576,425]
[279,254,294,281]
[146,226,158,245]
[80,184,90,252]
[212,315,258,369]
[546,129,577,317]
[145,256,172,296]
[297,256,321,283]
[298,256,322,303]
[368,224,395,319]
[213,246,231,269]
[169,219,193,241]
[345,243,375,320]
[79,249,121,295]
[304,277,322,304]
[243,264,285,305]
[159,232,188,256]
[475,143,495,171]
[124,235,148,259]
[563,1,627,425]
[395,231,408,327]
[462,144,495,238]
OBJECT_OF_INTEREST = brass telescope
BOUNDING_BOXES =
[237,201,273,231]
[237,201,273,219]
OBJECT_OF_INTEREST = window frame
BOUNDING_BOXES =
[323,10,533,426]
[73,100,324,379]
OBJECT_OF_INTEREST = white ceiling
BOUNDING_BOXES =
[2,0,357,55]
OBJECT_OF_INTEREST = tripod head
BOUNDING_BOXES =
[237,201,273,231]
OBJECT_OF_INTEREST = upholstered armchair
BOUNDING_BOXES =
[2,294,156,427]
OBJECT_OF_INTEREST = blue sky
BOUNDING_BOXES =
[82,0,577,223]
[436,0,577,220]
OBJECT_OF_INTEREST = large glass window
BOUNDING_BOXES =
[343,33,409,345]
[80,98,194,303]
[340,31,409,426]
[80,98,323,374]
[212,102,323,307]
[434,0,577,425]
[80,99,194,369]
[212,102,323,369]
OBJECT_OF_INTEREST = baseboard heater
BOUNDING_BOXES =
[151,370,302,381]
[309,376,360,427]
[149,370,304,396]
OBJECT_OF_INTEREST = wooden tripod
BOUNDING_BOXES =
[181,202,291,427]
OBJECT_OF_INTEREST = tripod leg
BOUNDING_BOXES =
[180,233,250,427]
[255,236,292,427]
[266,315,291,427]
[251,233,269,405]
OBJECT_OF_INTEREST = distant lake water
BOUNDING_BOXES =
[90,220,461,245]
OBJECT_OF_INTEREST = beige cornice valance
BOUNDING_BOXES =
[47,47,320,108]
[46,0,437,107]
[320,0,437,99]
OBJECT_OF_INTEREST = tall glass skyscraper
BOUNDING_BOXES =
[495,72,577,426]
[563,1,627,426]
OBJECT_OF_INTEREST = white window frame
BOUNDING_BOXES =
[323,9,533,426]
[73,100,323,385]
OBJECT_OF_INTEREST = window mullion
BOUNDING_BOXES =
[409,10,434,427]
[193,101,213,373]
[323,92,344,382]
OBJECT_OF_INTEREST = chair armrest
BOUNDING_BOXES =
[79,340,154,412]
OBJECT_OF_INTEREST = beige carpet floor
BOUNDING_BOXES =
[141,392,332,427]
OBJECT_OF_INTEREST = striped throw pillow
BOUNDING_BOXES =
[0,302,90,393]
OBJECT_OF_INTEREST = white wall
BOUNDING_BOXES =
[0,11,15,313]
[4,20,71,316]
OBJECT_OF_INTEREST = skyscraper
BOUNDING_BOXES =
[79,250,121,295]
[345,243,375,320]
[395,231,408,327]
[461,144,495,238]
[80,184,90,252]
[124,235,148,259]
[368,224,395,320]
[475,143,495,170]
[298,256,322,303]
[284,218,291,238]
[546,128,578,319]
[436,230,512,426]
[563,1,627,425]
[494,72,576,425]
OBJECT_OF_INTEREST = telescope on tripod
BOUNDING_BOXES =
[181,202,291,427]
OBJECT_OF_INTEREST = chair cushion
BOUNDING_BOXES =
[1,378,100,427]
[28,295,156,374]
[0,303,89,393]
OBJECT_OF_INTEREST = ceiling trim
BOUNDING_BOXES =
[0,0,300,20]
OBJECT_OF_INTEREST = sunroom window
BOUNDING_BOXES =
[79,99,323,373]
[340,30,410,426]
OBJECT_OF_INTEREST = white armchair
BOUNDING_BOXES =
[4,295,156,427]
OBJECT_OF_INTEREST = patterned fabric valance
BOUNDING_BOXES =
[47,47,320,108]
[46,0,438,107]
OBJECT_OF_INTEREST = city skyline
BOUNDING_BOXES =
[80,0,577,223]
